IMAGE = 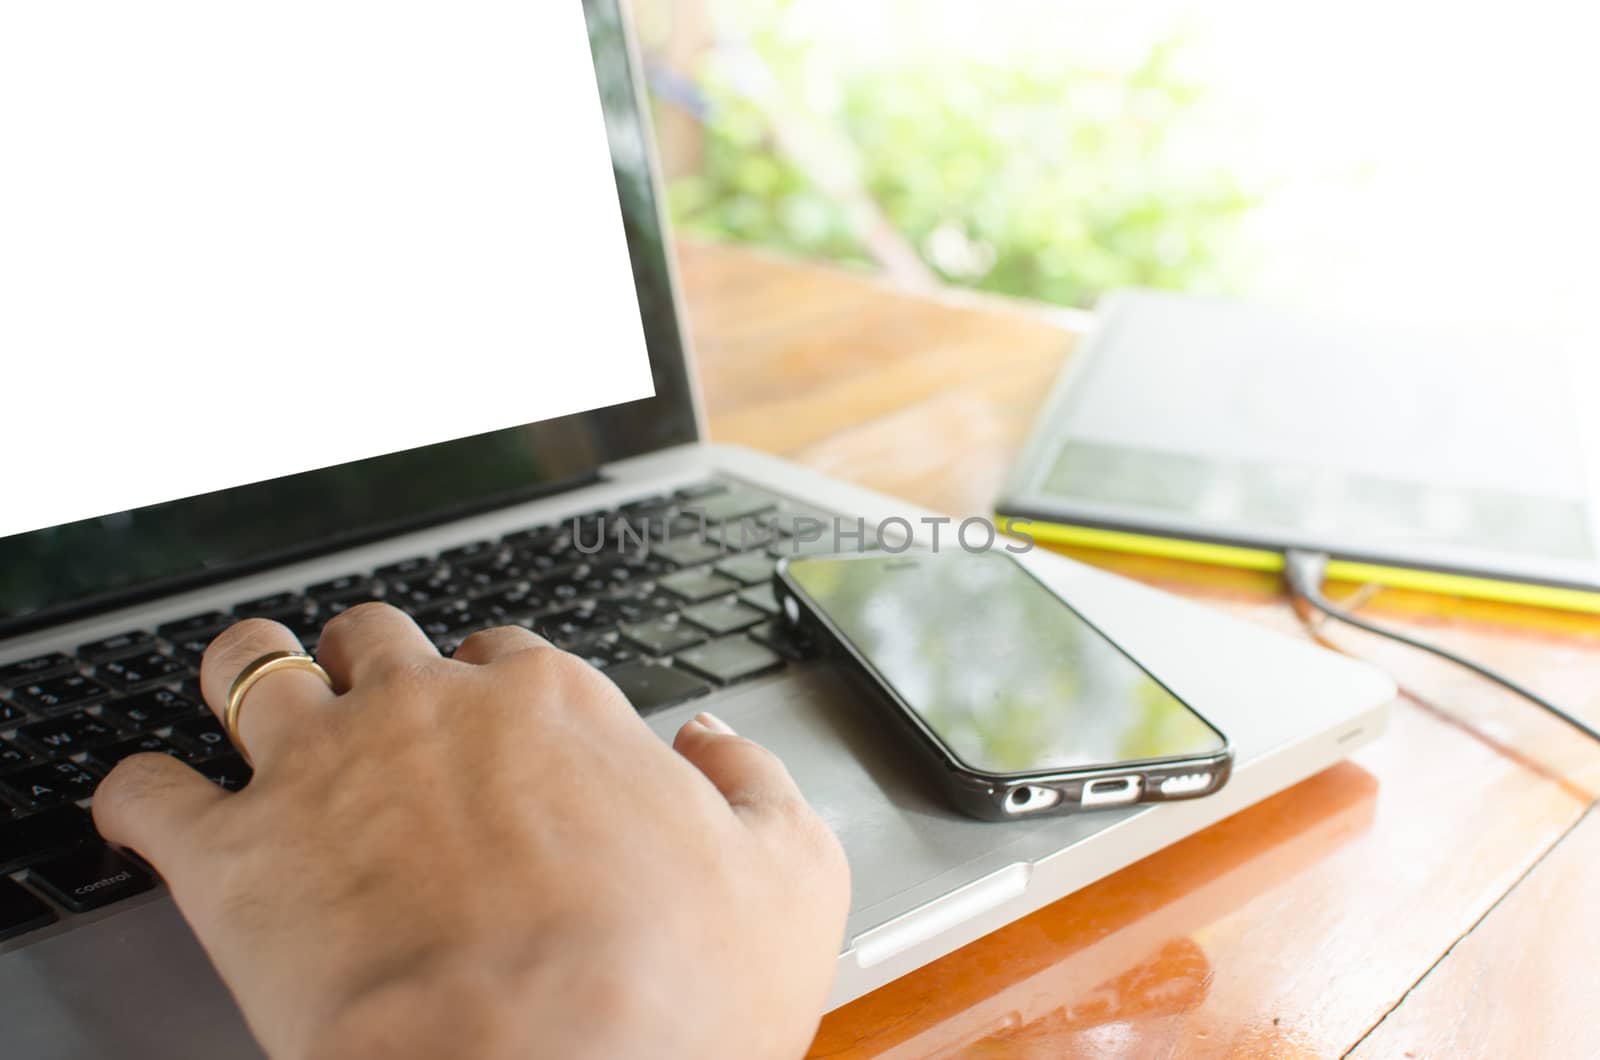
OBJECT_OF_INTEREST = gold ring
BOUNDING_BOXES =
[224,650,335,765]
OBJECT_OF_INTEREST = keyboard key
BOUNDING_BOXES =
[322,594,383,618]
[621,617,707,656]
[170,717,234,760]
[587,556,648,590]
[27,843,155,913]
[529,607,617,650]
[517,554,581,582]
[102,687,204,730]
[0,878,56,941]
[610,589,678,625]
[15,713,122,757]
[0,653,76,688]
[674,637,785,686]
[501,523,561,550]
[475,583,546,620]
[714,552,778,587]
[194,753,253,792]
[167,635,214,667]
[441,540,500,565]
[662,511,714,540]
[674,481,727,500]
[77,631,156,664]
[385,571,468,611]
[761,504,839,538]
[306,574,378,606]
[233,592,312,623]
[683,488,779,524]
[86,735,187,772]
[652,538,724,568]
[156,611,231,642]
[539,564,617,604]
[12,674,110,715]
[704,518,779,552]
[0,738,36,771]
[658,569,740,603]
[750,619,821,661]
[604,661,712,715]
[610,509,674,542]
[0,700,26,725]
[413,602,487,640]
[460,560,529,593]
[373,556,435,580]
[738,584,781,615]
[568,509,608,541]
[0,806,95,873]
[0,761,101,811]
[282,608,326,644]
[97,651,188,693]
[681,599,766,637]
[575,635,640,672]
[613,552,677,578]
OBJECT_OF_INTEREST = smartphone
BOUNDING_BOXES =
[775,549,1233,820]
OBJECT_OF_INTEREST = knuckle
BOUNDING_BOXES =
[778,802,846,875]
[493,647,627,717]
[554,650,627,699]
[363,655,450,704]
[766,789,819,833]
[454,626,519,657]
[504,644,586,683]
[319,600,399,637]
[731,737,788,781]
[98,752,179,805]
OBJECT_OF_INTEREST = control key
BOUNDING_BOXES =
[27,843,155,913]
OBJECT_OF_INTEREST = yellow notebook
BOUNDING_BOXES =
[996,290,1600,614]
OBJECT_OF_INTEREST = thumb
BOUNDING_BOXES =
[673,712,806,819]
[93,752,226,892]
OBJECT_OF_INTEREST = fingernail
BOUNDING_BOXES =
[695,711,736,735]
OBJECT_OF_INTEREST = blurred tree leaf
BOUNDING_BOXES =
[655,19,1260,308]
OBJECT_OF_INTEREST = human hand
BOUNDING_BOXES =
[91,603,850,1059]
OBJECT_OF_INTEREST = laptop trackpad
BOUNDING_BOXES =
[651,667,1144,942]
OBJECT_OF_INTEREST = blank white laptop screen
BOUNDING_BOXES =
[0,1,655,540]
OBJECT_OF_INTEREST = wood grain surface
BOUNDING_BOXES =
[678,240,1600,1058]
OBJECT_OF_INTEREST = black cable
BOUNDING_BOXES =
[1282,548,1600,746]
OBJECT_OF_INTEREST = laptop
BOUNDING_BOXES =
[0,2,1394,1055]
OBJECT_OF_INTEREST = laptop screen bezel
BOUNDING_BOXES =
[0,0,702,637]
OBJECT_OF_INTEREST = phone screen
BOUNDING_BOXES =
[784,551,1226,776]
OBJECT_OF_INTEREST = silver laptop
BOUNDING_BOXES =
[0,3,1394,1055]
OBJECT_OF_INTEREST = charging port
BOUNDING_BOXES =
[1004,785,1061,814]
[1081,776,1141,807]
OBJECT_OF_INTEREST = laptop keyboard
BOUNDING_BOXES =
[0,479,835,943]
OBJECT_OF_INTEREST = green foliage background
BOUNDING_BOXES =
[658,16,1261,309]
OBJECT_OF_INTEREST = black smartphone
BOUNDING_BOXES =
[775,549,1233,820]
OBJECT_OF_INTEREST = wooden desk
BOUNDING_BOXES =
[677,241,1600,1058]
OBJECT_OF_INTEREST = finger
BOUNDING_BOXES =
[452,625,554,666]
[201,618,339,766]
[673,712,807,819]
[315,601,439,689]
[93,752,226,893]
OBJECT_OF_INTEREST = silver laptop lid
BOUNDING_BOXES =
[0,0,699,638]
